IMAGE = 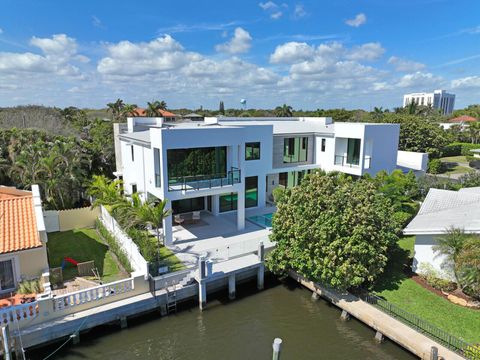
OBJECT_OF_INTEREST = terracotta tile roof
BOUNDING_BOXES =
[448,115,477,123]
[131,108,177,118]
[0,187,42,254]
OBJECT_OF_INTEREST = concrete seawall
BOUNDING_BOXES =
[289,270,465,360]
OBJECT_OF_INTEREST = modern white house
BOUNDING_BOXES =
[403,89,455,115]
[403,187,480,280]
[113,116,425,247]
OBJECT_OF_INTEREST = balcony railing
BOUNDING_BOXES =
[168,167,241,191]
[334,155,372,169]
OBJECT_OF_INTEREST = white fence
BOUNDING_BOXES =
[99,205,149,277]
[53,277,134,312]
[0,301,38,325]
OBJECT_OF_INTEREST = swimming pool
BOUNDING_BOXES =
[247,212,274,228]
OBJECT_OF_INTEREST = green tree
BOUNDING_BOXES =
[274,104,293,117]
[267,172,399,289]
[146,100,167,117]
[219,101,225,115]
[457,237,480,297]
[107,99,125,122]
[87,175,124,208]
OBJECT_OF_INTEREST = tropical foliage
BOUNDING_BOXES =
[267,172,399,289]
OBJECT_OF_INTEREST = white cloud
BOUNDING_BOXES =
[98,35,201,75]
[388,56,426,72]
[215,27,252,54]
[396,72,443,88]
[294,4,307,19]
[346,42,384,61]
[259,1,284,19]
[451,76,480,89]
[270,42,315,64]
[0,28,3,34]
[345,13,367,27]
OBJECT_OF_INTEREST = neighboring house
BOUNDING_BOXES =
[182,113,204,121]
[132,107,179,122]
[403,187,480,279]
[114,116,424,246]
[0,185,49,293]
[448,115,477,123]
[403,89,455,115]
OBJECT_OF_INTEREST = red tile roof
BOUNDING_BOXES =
[0,187,42,254]
[448,115,477,123]
[131,108,177,118]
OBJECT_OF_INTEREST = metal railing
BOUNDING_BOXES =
[357,291,475,358]
[334,155,372,169]
[168,167,241,191]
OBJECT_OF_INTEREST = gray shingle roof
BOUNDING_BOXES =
[404,188,480,235]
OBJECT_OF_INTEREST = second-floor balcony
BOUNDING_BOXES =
[168,167,241,192]
[334,155,371,169]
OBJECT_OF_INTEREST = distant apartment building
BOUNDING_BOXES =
[403,89,455,115]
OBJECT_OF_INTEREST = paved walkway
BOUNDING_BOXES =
[290,271,465,360]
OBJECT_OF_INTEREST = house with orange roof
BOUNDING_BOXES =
[131,107,179,122]
[0,185,49,293]
[448,115,477,123]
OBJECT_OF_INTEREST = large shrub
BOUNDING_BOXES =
[428,159,444,174]
[267,172,399,289]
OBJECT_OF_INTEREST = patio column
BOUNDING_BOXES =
[163,201,173,246]
[237,189,245,231]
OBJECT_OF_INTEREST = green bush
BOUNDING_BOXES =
[126,227,158,262]
[442,143,463,157]
[417,263,456,292]
[272,186,285,203]
[428,159,444,174]
[393,211,414,228]
[95,219,134,273]
[464,344,480,360]
[17,279,43,294]
[469,159,480,170]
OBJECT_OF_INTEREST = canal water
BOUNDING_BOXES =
[29,277,416,360]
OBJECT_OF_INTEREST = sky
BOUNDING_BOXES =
[0,0,479,110]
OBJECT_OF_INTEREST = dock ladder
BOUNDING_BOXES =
[166,283,177,314]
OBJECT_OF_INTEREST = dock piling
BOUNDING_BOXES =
[430,346,439,360]
[311,292,320,301]
[1,325,11,360]
[120,316,128,329]
[340,310,350,321]
[71,331,80,345]
[374,331,384,343]
[228,274,236,300]
[272,338,282,360]
[257,264,265,290]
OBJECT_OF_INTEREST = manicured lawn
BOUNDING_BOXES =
[374,236,480,344]
[440,155,469,164]
[47,228,127,283]
[157,244,186,272]
[439,156,474,175]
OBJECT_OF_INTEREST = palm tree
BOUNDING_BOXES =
[107,99,125,122]
[120,103,138,121]
[86,175,124,208]
[406,100,418,115]
[434,227,467,284]
[274,104,293,117]
[146,100,167,117]
[121,196,172,261]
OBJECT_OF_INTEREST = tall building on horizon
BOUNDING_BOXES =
[403,89,455,115]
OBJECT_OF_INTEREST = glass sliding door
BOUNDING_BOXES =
[347,138,361,166]
[220,193,238,212]
[245,176,258,208]
[283,137,308,163]
[172,197,205,214]
[0,259,15,291]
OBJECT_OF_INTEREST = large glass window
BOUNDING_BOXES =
[220,192,238,212]
[153,148,161,187]
[172,197,205,214]
[0,259,15,290]
[245,176,258,208]
[283,137,308,163]
[245,142,260,161]
[167,147,227,182]
[347,138,361,166]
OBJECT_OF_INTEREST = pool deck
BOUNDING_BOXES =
[168,208,275,266]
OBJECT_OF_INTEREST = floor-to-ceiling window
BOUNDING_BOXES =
[220,192,238,212]
[172,197,205,214]
[167,147,227,183]
[346,139,361,166]
[278,171,308,189]
[245,176,258,208]
[0,259,15,291]
[283,137,308,163]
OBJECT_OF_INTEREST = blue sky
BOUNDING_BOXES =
[0,0,479,110]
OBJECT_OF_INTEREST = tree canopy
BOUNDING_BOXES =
[267,172,399,289]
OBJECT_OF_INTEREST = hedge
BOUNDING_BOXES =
[443,142,480,157]
[95,219,134,273]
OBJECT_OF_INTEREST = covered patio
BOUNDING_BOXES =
[167,208,275,267]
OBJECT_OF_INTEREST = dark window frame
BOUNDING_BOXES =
[245,142,261,161]
[245,176,258,208]
[130,145,135,161]
[321,138,326,152]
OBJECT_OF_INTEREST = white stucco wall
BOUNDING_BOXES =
[413,235,453,280]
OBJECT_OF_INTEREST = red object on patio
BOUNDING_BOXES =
[64,257,79,266]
